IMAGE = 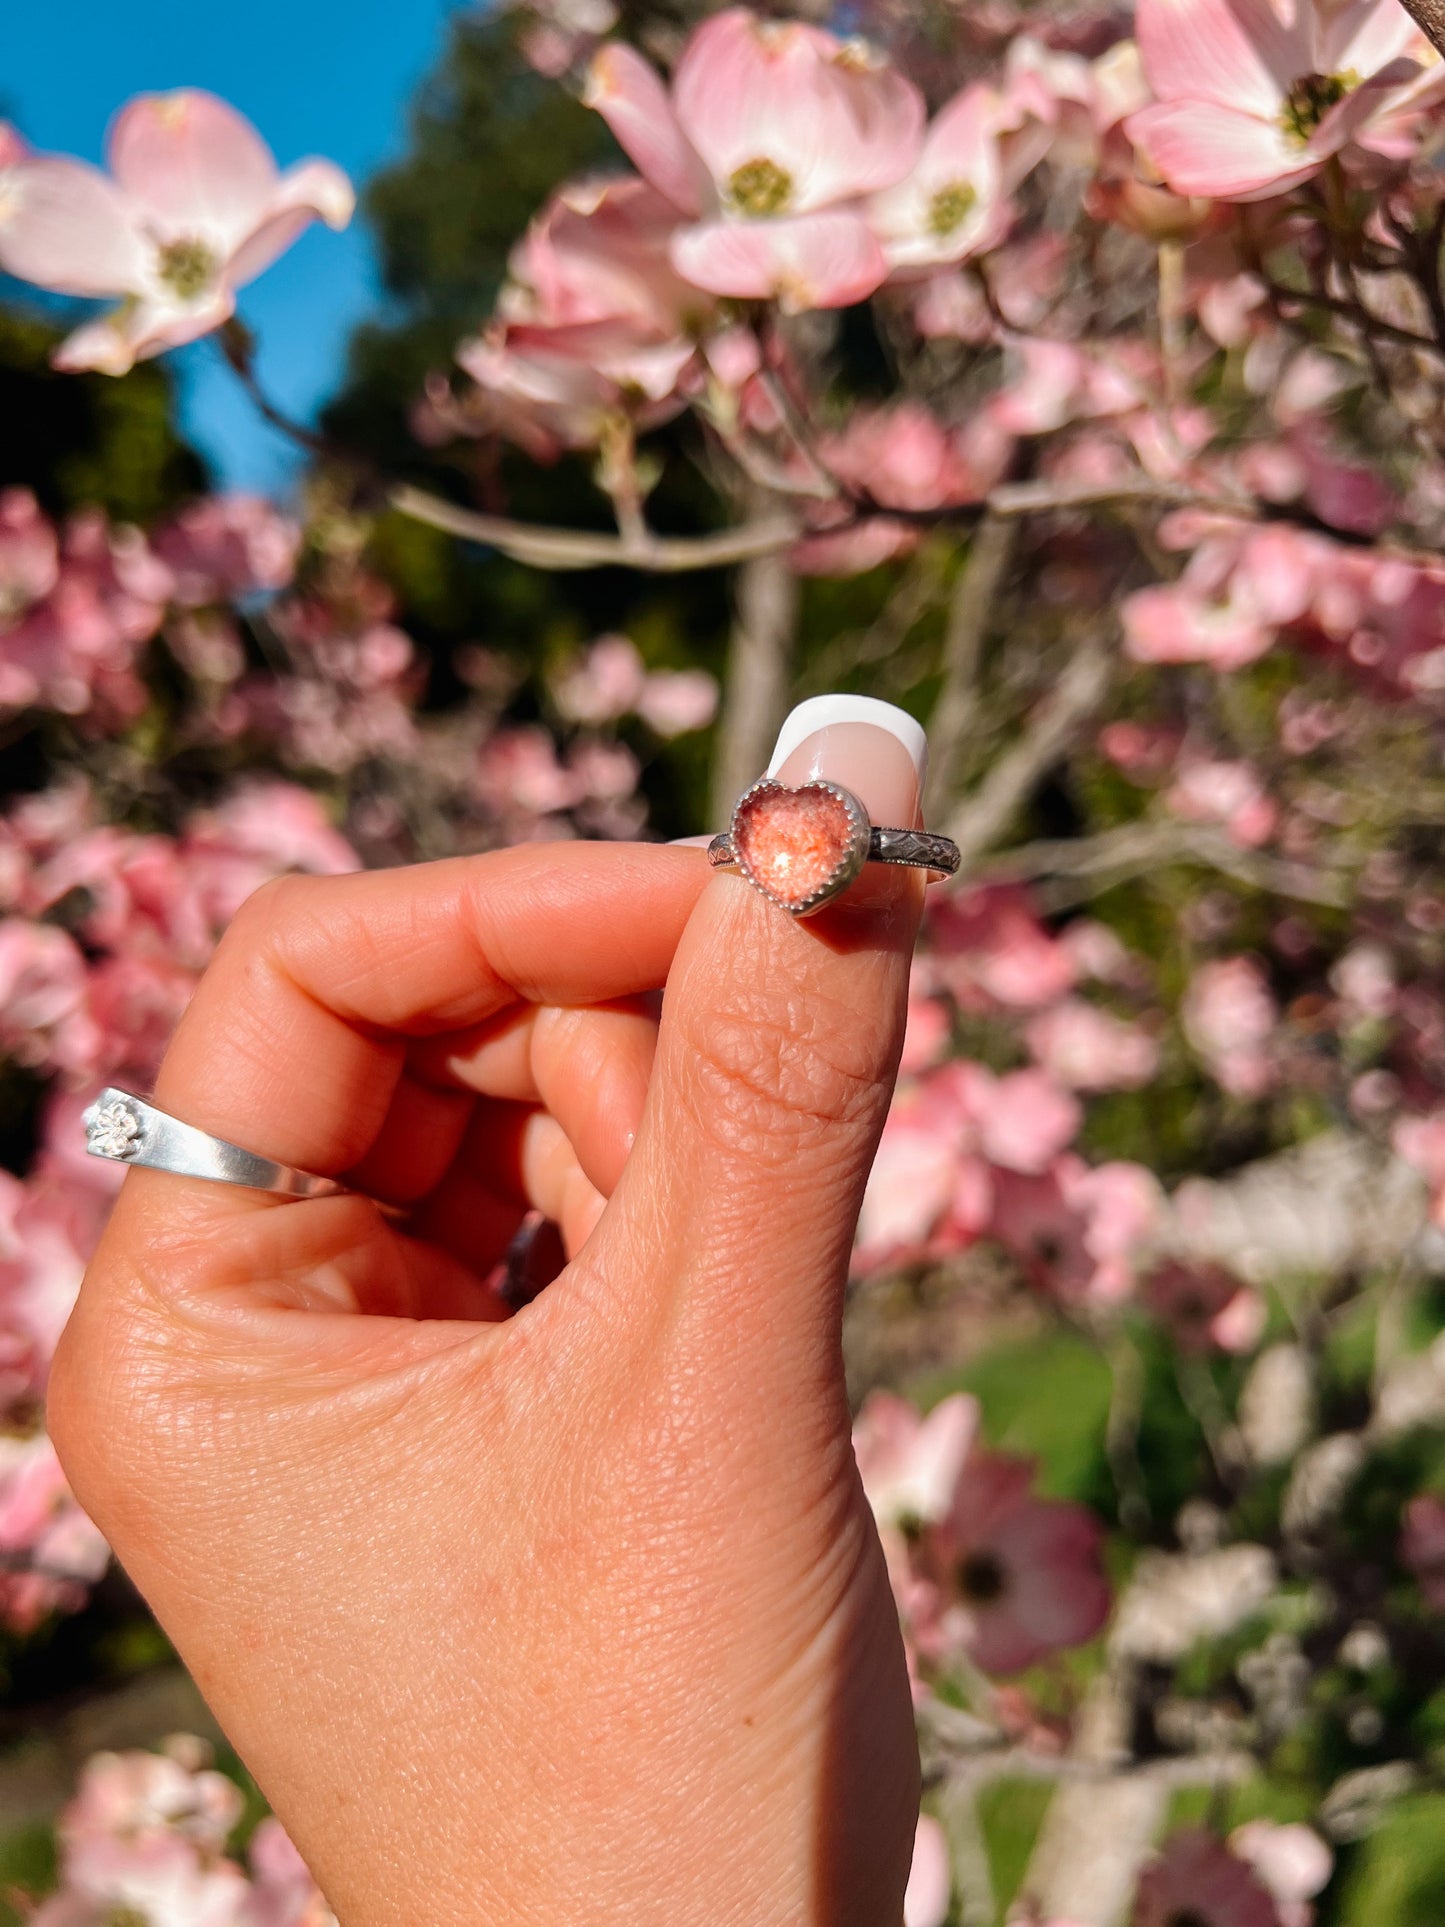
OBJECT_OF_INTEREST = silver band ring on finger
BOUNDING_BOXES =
[706,776,960,917]
[82,1087,353,1200]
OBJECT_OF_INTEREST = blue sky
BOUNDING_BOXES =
[2,0,466,491]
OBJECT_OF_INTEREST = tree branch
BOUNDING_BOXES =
[924,514,1019,821]
[389,483,802,574]
[1260,274,1442,357]
[943,637,1114,868]
[1396,0,1445,58]
[221,328,1445,579]
[979,819,1352,910]
[710,520,800,819]
[389,475,1252,576]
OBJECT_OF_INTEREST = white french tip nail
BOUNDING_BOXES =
[767,695,928,784]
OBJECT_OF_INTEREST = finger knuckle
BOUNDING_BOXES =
[673,977,885,1168]
[227,869,311,944]
[47,1287,183,1535]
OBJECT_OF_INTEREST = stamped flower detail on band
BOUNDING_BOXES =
[85,1097,144,1161]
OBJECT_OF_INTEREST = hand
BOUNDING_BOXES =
[50,699,928,1926]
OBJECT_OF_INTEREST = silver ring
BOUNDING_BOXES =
[707,777,959,916]
[82,1088,351,1200]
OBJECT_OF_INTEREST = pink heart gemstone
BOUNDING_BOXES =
[731,779,867,914]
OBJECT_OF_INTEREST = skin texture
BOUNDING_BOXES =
[49,727,926,1926]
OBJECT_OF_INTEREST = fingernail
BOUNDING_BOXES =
[770,694,926,828]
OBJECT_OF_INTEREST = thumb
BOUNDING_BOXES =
[595,694,928,1384]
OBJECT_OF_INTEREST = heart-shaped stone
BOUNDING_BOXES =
[730,777,870,915]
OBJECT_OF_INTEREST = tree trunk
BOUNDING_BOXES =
[710,538,799,822]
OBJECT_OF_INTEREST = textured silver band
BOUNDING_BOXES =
[707,825,960,881]
[82,1088,350,1199]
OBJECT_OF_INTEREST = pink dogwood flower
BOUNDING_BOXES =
[0,90,353,374]
[0,1170,95,1378]
[793,401,1012,575]
[0,488,60,616]
[0,1431,109,1632]
[1394,1112,1445,1226]
[1124,522,1320,671]
[585,9,923,309]
[853,1391,979,1529]
[903,1815,951,1927]
[634,668,718,737]
[973,1066,1082,1175]
[1145,1259,1266,1353]
[1230,1821,1332,1927]
[1127,0,1438,202]
[0,506,171,722]
[244,1818,336,1927]
[60,1745,243,1857]
[913,1448,1112,1674]
[856,1074,985,1268]
[1165,757,1279,848]
[1183,955,1279,1097]
[989,1156,1161,1306]
[929,884,1078,1010]
[900,984,950,1075]
[820,402,1011,513]
[182,781,358,911]
[152,495,300,607]
[866,83,1010,273]
[459,176,703,453]
[0,918,98,1076]
[1026,998,1160,1092]
[1133,1828,1279,1927]
[553,634,648,723]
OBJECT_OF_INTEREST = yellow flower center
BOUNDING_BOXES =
[157,236,219,299]
[728,157,793,218]
[1279,70,1357,144]
[834,38,882,74]
[929,181,978,237]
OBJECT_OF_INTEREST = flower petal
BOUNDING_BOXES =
[1127,100,1322,199]
[1324,0,1422,76]
[903,1817,951,1927]
[506,320,695,398]
[868,83,1004,270]
[224,159,355,286]
[673,8,922,212]
[670,210,887,308]
[1136,0,1306,115]
[52,288,236,375]
[585,43,707,216]
[108,89,279,246]
[0,158,147,296]
[1311,57,1423,154]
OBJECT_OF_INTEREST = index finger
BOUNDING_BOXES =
[151,842,708,1179]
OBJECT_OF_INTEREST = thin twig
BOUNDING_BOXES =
[925,514,1018,820]
[1260,275,1441,356]
[980,818,1352,909]
[219,333,1445,580]
[390,483,802,573]
[218,324,337,461]
[944,637,1114,868]
[389,475,1225,576]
